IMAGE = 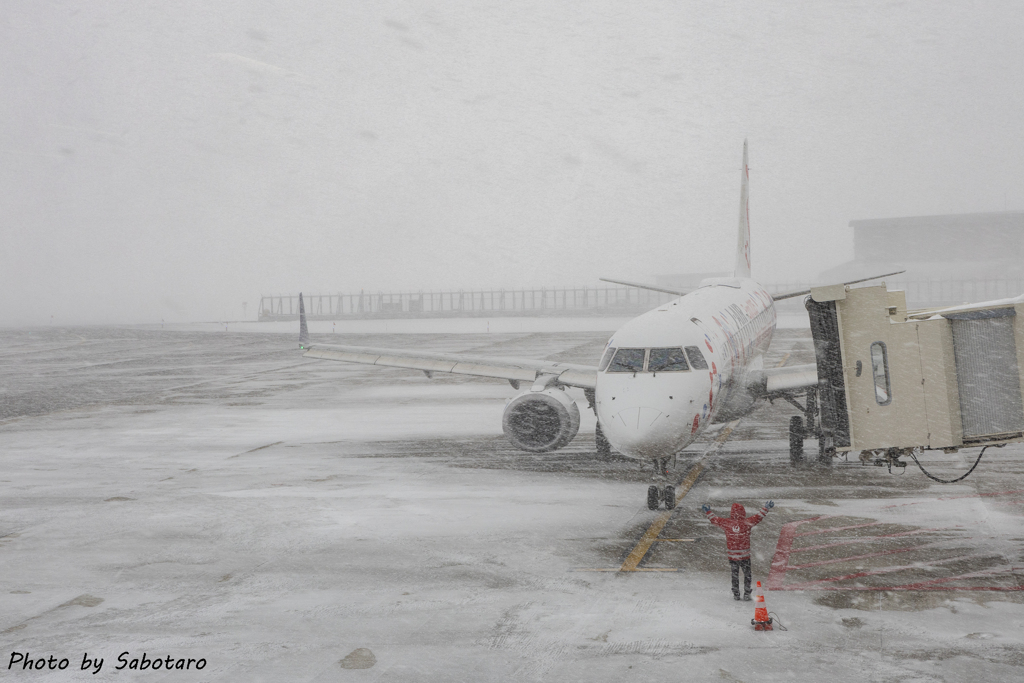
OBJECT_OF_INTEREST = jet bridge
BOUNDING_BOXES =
[805,283,1024,463]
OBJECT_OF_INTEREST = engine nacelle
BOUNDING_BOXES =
[502,388,580,452]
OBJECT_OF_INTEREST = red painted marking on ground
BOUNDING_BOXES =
[895,586,1024,591]
[790,527,947,554]
[770,517,1023,591]
[888,565,1024,590]
[780,553,985,590]
[767,517,821,590]
[785,542,942,571]
[795,521,884,537]
[879,490,1024,509]
[787,585,1024,592]
[939,489,1024,500]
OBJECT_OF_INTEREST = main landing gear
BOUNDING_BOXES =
[596,422,612,458]
[591,394,614,460]
[646,458,676,510]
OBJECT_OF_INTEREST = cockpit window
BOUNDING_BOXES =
[684,346,708,370]
[607,348,646,373]
[648,347,690,372]
[598,347,617,372]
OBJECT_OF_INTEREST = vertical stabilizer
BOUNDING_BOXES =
[298,293,309,348]
[734,140,751,279]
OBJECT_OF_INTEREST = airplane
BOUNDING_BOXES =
[296,141,902,510]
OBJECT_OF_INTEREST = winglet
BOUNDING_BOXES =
[298,293,309,348]
[735,139,751,279]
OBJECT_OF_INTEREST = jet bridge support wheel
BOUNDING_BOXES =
[789,416,804,465]
[817,436,834,467]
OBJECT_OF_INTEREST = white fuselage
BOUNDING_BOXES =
[594,278,776,461]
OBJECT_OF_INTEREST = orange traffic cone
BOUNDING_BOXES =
[751,580,773,631]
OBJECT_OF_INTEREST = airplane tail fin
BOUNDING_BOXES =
[299,293,309,348]
[734,139,751,279]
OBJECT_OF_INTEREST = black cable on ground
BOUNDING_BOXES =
[767,611,788,631]
[885,458,906,475]
[908,446,990,484]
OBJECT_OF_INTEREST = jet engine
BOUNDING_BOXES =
[502,388,580,452]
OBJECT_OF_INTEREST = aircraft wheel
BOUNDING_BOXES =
[789,416,804,465]
[662,485,676,510]
[647,485,660,510]
[596,423,612,458]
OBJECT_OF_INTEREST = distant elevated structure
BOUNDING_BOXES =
[654,272,730,290]
[258,285,675,321]
[819,211,1024,308]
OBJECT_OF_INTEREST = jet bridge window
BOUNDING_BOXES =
[598,347,616,372]
[648,347,690,372]
[684,346,709,370]
[870,341,892,405]
[607,348,646,373]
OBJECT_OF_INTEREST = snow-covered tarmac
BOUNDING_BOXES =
[1,327,1022,681]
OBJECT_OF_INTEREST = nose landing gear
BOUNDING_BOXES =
[646,484,677,510]
[663,484,676,509]
[646,458,676,510]
[647,485,659,509]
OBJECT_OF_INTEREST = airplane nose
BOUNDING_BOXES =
[613,406,665,430]
[602,404,679,458]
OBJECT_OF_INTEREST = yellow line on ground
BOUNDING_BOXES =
[618,511,674,572]
[618,420,740,572]
[570,568,683,572]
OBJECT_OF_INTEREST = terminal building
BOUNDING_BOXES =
[658,212,1024,311]
[819,211,1024,309]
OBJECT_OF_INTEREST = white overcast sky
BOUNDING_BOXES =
[2,1,1023,324]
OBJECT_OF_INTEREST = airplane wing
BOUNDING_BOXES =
[601,272,907,302]
[301,343,598,390]
[296,294,598,389]
[761,363,819,394]
[769,271,907,301]
[598,278,688,297]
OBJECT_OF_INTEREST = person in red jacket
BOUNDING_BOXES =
[701,500,774,600]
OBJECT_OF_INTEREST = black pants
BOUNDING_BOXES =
[730,559,752,596]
